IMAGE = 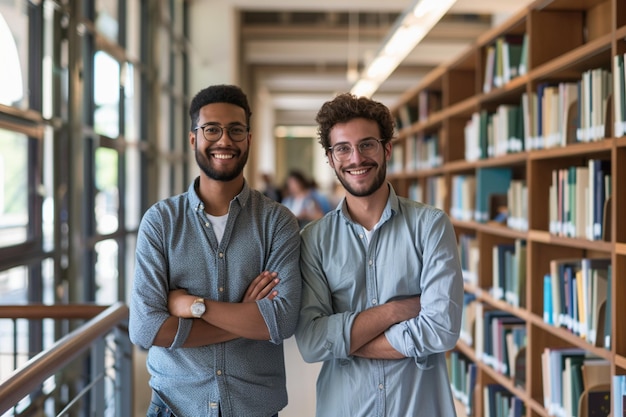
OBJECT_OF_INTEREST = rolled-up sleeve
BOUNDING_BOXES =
[256,210,302,344]
[295,225,357,363]
[384,210,463,361]
[129,206,191,349]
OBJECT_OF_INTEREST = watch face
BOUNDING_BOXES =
[191,300,205,317]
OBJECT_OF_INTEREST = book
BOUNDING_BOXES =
[474,167,513,223]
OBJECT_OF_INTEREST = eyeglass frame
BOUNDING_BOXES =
[193,122,250,142]
[327,138,386,162]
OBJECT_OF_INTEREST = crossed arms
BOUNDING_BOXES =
[153,271,281,348]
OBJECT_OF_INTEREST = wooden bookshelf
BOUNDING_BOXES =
[390,0,626,415]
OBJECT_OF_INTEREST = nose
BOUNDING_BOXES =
[348,146,367,163]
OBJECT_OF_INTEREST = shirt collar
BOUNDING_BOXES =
[187,176,250,212]
[336,182,399,225]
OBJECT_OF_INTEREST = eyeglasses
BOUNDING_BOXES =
[194,123,249,142]
[327,138,383,162]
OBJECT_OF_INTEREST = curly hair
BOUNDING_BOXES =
[315,92,395,150]
[188,84,252,130]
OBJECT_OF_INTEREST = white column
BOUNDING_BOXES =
[187,1,239,94]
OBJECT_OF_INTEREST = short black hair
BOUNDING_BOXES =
[189,84,252,130]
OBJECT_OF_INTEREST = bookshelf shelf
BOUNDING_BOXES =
[527,140,613,160]
[389,0,625,415]
[529,33,613,81]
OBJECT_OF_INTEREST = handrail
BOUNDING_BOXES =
[0,302,130,415]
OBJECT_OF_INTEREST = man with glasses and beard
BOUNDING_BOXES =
[130,84,301,417]
[295,93,463,416]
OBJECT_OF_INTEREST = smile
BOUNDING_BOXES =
[347,168,370,175]
[211,153,235,160]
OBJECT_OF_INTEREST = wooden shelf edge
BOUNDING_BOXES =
[616,243,626,255]
[528,139,614,160]
[615,355,626,370]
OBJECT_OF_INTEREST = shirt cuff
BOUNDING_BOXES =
[169,317,192,348]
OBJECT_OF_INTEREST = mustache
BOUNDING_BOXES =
[342,162,377,171]
[205,146,240,155]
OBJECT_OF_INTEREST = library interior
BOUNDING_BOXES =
[1,0,626,416]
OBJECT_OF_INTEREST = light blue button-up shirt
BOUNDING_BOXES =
[129,179,301,417]
[295,184,463,417]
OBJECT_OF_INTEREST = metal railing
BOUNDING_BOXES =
[0,302,132,417]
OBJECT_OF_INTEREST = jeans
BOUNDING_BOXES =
[147,391,175,417]
[147,390,278,417]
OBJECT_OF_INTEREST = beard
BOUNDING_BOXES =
[335,160,387,197]
[195,143,249,182]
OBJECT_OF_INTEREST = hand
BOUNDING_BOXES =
[242,271,280,302]
[388,296,421,324]
[168,288,194,318]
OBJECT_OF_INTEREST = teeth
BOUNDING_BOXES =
[213,154,234,159]
[349,169,368,175]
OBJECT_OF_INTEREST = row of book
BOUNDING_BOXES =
[404,133,442,171]
[449,167,528,232]
[541,348,610,417]
[449,350,478,416]
[448,350,526,417]
[473,306,527,381]
[543,258,612,348]
[483,34,528,94]
[458,296,615,416]
[491,240,527,309]
[395,90,442,130]
[399,55,625,167]
[467,65,618,159]
[464,105,525,162]
[548,159,611,241]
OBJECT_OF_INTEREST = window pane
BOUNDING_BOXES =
[124,63,139,141]
[158,27,171,84]
[125,146,140,230]
[0,4,29,109]
[95,0,119,43]
[94,51,120,138]
[0,128,28,247]
[95,239,118,303]
[0,265,28,304]
[95,148,119,235]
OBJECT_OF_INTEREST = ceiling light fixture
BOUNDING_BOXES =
[350,0,458,98]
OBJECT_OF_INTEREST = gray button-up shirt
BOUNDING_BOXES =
[295,184,463,417]
[129,179,301,417]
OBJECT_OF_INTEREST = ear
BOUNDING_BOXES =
[384,141,392,161]
[189,130,196,149]
[326,152,336,169]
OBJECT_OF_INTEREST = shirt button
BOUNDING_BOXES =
[368,259,373,265]
[219,253,224,258]
[219,287,224,292]
[216,370,222,376]
[372,298,378,305]
[378,383,384,390]
[359,234,364,239]
[210,402,218,409]
[205,222,210,227]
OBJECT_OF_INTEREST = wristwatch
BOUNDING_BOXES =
[190,297,206,318]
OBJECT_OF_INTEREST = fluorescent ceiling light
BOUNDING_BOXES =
[351,0,457,98]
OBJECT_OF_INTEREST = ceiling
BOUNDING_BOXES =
[232,0,535,128]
